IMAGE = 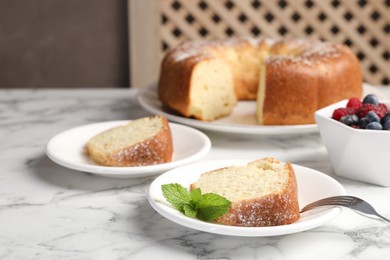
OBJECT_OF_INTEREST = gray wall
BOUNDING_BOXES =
[0,0,129,88]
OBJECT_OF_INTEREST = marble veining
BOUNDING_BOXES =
[1,88,390,260]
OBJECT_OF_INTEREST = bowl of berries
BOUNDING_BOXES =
[315,94,390,186]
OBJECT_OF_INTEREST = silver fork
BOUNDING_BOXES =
[300,195,390,224]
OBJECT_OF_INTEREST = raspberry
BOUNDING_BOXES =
[356,103,388,118]
[346,97,362,109]
[379,103,389,111]
[332,107,356,121]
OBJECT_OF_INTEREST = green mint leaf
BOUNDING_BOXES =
[196,193,232,222]
[161,184,232,223]
[182,204,197,218]
[190,188,202,205]
[161,183,192,212]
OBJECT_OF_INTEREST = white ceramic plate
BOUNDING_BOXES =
[148,159,346,237]
[137,83,383,136]
[46,121,211,178]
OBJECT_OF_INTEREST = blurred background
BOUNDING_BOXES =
[0,0,129,88]
[0,0,389,89]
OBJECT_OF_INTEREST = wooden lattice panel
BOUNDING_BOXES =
[160,0,390,86]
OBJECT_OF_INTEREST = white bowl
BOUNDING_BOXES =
[315,99,390,186]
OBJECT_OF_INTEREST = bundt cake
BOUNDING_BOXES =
[158,38,363,125]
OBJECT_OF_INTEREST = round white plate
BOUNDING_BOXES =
[46,121,211,178]
[148,159,346,237]
[137,83,382,136]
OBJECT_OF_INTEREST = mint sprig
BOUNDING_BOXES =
[161,183,231,222]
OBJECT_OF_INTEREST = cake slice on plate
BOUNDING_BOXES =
[190,157,300,227]
[86,115,173,167]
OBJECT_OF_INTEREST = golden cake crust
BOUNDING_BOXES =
[262,40,363,124]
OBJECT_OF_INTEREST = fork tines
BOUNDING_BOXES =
[300,196,358,213]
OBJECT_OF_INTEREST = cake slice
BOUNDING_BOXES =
[86,115,173,167]
[190,158,300,227]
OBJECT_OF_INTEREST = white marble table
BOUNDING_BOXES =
[1,88,390,260]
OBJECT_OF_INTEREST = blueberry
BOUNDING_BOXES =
[362,94,379,106]
[380,112,390,125]
[358,117,370,129]
[340,114,358,126]
[366,111,380,122]
[366,122,383,130]
[383,121,390,130]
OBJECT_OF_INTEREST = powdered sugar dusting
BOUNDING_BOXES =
[168,37,272,62]
[169,40,210,62]
[267,40,344,66]
[167,37,345,67]
[218,193,300,227]
[114,135,169,166]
